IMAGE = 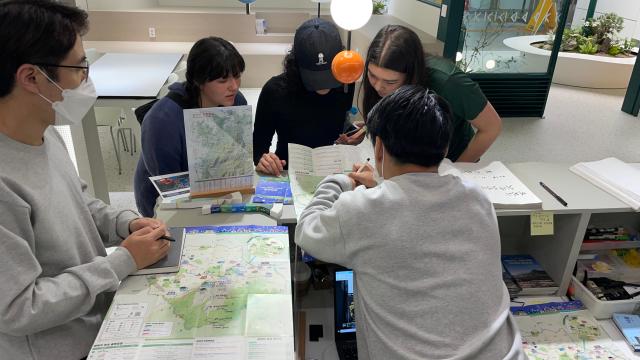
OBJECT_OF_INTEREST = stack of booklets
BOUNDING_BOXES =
[613,313,640,352]
[439,160,542,210]
[502,255,558,295]
[502,265,522,297]
[570,157,640,211]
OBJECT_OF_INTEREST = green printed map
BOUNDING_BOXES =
[98,227,292,341]
[184,105,254,181]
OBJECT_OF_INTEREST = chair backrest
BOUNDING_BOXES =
[94,107,125,127]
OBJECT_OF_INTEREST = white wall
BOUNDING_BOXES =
[387,0,440,37]
[83,0,159,10]
[572,0,640,40]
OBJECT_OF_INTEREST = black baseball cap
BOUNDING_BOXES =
[294,18,343,91]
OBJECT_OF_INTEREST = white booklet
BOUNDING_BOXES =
[287,143,364,176]
[439,160,542,210]
[570,157,640,211]
[288,143,365,219]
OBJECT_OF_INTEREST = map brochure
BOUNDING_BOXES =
[287,143,364,220]
[132,227,185,276]
[184,106,255,198]
[512,302,631,359]
[149,171,190,200]
[287,143,363,177]
[251,175,293,205]
[88,225,293,360]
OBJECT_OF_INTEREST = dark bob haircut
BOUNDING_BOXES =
[185,37,245,105]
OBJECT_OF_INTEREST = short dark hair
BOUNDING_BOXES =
[185,37,245,104]
[367,85,452,167]
[362,25,428,121]
[0,0,89,98]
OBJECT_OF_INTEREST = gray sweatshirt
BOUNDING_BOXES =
[295,173,526,360]
[0,128,138,359]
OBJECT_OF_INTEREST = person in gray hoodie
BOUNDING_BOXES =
[296,85,526,359]
[0,1,171,359]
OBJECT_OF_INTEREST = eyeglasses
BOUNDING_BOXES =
[33,60,90,79]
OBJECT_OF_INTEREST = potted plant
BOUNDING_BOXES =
[537,13,637,57]
[373,0,387,15]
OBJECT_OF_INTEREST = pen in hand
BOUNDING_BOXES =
[356,158,371,173]
[158,235,176,242]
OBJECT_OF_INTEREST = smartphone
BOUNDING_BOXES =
[343,123,365,136]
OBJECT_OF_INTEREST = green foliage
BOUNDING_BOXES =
[553,13,637,56]
[608,45,622,56]
[372,0,386,15]
[559,28,584,52]
[578,39,598,55]
[621,38,638,52]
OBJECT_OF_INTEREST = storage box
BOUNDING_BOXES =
[571,276,640,319]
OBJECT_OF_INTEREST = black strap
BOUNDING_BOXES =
[165,91,194,109]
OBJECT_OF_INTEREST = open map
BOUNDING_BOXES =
[514,309,630,359]
[88,226,293,360]
[289,173,325,221]
[184,106,254,195]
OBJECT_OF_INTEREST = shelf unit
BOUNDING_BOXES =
[498,162,636,296]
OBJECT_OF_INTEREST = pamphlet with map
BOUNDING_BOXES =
[88,225,293,360]
[513,303,630,359]
[287,143,364,219]
[288,143,363,177]
[184,106,255,198]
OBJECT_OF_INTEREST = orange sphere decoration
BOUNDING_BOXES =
[331,50,365,84]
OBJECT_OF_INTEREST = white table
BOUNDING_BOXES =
[72,53,183,202]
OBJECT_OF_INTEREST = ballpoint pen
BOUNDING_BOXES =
[158,235,176,242]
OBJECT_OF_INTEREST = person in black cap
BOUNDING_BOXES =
[253,18,357,176]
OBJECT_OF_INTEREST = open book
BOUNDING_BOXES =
[439,160,542,210]
[132,227,185,275]
[570,157,640,211]
[288,143,364,176]
[288,143,364,219]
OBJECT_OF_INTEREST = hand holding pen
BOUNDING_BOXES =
[348,158,377,189]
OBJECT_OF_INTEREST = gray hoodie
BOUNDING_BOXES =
[0,127,138,359]
[296,173,526,360]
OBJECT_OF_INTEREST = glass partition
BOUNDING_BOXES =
[457,0,568,74]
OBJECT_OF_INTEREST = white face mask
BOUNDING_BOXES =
[37,68,97,126]
[374,148,385,184]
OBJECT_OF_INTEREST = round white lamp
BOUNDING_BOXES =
[330,0,373,31]
[330,0,372,85]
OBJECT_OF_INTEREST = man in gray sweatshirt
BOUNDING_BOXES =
[296,86,526,359]
[0,1,172,359]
